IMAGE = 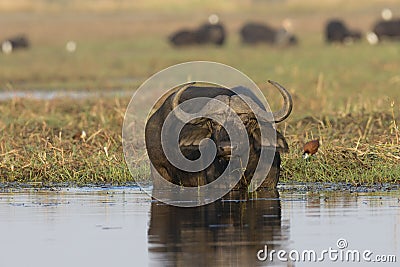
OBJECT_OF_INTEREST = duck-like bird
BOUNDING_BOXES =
[303,139,320,159]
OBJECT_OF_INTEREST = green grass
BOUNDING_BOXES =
[0,97,399,186]
[2,35,400,111]
[280,110,400,184]
[0,97,145,186]
[1,4,400,186]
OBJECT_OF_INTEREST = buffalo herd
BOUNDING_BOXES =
[325,16,400,45]
[169,11,400,47]
[2,11,400,55]
[169,17,299,47]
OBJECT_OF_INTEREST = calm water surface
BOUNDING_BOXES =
[0,186,399,267]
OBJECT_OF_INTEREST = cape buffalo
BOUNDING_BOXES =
[240,21,298,46]
[169,16,226,46]
[145,80,292,190]
[367,19,400,44]
[325,19,362,44]
[1,35,30,54]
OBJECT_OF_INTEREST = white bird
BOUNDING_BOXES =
[381,8,393,21]
[66,41,77,53]
[208,14,219,25]
[2,41,13,54]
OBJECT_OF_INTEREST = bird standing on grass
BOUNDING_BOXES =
[72,130,86,141]
[303,139,320,159]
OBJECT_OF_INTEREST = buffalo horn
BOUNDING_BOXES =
[171,82,196,122]
[268,80,292,123]
[235,80,292,123]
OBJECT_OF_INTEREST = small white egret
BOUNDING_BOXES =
[2,41,13,54]
[66,41,77,53]
[208,14,219,25]
[366,32,379,45]
[381,8,393,21]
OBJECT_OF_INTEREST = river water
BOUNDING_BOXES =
[0,185,399,267]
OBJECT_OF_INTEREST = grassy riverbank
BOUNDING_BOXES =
[1,96,399,186]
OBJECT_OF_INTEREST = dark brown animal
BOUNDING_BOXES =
[169,23,226,46]
[325,19,362,44]
[1,35,30,54]
[303,139,320,159]
[145,80,293,190]
[370,19,400,43]
[240,22,298,46]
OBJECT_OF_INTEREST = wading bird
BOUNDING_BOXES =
[303,139,320,159]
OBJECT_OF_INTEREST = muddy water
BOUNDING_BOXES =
[0,186,399,267]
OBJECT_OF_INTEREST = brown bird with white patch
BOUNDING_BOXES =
[303,139,320,159]
[72,130,86,141]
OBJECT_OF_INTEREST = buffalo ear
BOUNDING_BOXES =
[249,121,289,153]
[249,120,276,149]
[276,131,289,153]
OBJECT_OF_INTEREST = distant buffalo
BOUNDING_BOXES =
[169,20,226,47]
[240,21,298,46]
[367,19,400,44]
[325,19,362,44]
[1,35,30,54]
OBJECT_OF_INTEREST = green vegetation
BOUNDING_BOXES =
[281,112,400,184]
[1,1,399,186]
[0,98,132,186]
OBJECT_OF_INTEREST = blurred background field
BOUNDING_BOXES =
[1,0,400,112]
[1,0,399,185]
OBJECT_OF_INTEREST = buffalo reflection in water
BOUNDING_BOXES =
[148,190,287,266]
